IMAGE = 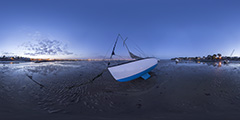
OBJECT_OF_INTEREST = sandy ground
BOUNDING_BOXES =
[1,60,240,120]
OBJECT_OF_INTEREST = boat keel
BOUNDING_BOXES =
[141,73,151,80]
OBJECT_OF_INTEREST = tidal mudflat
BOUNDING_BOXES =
[1,60,240,120]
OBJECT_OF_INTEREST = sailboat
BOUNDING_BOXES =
[107,34,158,82]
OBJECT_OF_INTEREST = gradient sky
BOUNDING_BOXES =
[1,0,240,59]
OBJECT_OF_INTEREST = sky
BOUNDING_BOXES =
[1,0,240,59]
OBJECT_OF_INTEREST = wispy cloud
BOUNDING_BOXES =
[21,32,73,56]
[1,51,14,56]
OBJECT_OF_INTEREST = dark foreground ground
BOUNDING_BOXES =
[1,60,240,120]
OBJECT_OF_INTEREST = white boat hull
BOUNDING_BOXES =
[108,58,158,82]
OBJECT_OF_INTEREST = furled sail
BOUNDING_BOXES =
[121,36,142,60]
[109,34,142,60]
[129,51,142,59]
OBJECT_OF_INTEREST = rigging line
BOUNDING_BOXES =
[123,37,130,52]
[25,74,45,88]
[103,44,112,60]
[133,47,143,57]
[67,34,121,89]
[102,40,115,66]
[135,44,147,57]
[119,34,146,58]
[66,69,107,90]
[66,58,109,89]
[115,54,126,59]
[128,36,148,57]
[119,34,130,52]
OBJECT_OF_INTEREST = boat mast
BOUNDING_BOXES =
[120,35,130,53]
[108,34,121,66]
[230,49,235,57]
[110,34,120,59]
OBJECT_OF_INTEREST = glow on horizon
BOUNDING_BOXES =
[1,0,240,59]
[1,27,240,59]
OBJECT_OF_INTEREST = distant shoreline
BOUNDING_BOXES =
[0,59,134,63]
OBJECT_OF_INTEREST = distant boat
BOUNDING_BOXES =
[175,59,179,63]
[224,60,229,64]
[107,34,158,82]
[34,60,49,63]
[35,61,41,63]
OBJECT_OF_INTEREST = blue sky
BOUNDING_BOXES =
[1,0,240,59]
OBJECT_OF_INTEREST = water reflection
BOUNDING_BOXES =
[0,61,20,64]
[194,61,223,67]
[3,60,240,116]
[25,65,61,75]
[174,60,237,68]
[202,61,222,67]
[218,62,222,67]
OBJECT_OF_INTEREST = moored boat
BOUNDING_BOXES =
[108,57,158,82]
[107,34,158,82]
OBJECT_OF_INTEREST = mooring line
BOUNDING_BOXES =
[26,74,45,88]
[66,69,107,90]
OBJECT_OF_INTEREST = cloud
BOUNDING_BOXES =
[21,32,73,56]
[1,51,14,56]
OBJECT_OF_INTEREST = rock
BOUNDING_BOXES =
[136,104,142,108]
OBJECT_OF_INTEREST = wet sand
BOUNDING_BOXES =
[1,60,240,120]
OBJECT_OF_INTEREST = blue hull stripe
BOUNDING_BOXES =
[117,64,158,82]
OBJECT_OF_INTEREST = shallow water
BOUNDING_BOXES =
[1,60,240,119]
